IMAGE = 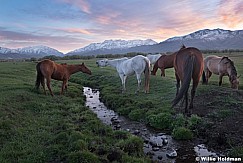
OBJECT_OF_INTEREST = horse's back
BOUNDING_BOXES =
[38,59,57,77]
[204,55,222,73]
[175,47,203,79]
[121,55,149,75]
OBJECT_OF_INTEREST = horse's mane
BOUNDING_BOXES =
[110,57,128,61]
[221,56,237,75]
[180,44,186,50]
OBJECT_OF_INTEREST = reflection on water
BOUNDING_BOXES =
[83,87,230,163]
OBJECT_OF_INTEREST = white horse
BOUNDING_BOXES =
[146,54,162,65]
[96,55,150,93]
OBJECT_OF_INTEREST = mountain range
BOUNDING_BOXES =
[0,45,64,59]
[1,28,243,59]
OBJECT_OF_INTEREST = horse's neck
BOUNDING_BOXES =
[229,66,237,77]
[67,65,82,75]
[107,60,120,68]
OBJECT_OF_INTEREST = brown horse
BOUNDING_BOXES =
[202,55,240,89]
[172,46,204,116]
[151,52,176,76]
[35,59,91,96]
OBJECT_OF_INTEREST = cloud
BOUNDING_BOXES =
[58,0,91,14]
[0,28,89,53]
[217,0,243,28]
[60,28,92,35]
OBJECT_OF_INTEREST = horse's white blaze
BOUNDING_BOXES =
[96,55,150,93]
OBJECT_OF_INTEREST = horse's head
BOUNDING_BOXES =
[80,63,92,75]
[151,70,156,75]
[230,75,240,90]
[96,59,108,67]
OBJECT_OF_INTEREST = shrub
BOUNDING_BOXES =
[116,136,143,156]
[117,107,132,116]
[172,113,186,128]
[70,140,88,151]
[128,108,146,121]
[67,151,100,163]
[113,130,129,139]
[188,114,202,129]
[147,112,173,130]
[172,127,193,140]
[228,146,243,158]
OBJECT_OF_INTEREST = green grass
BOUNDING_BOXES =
[1,52,243,161]
[0,61,149,162]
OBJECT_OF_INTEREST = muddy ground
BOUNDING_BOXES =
[175,87,243,154]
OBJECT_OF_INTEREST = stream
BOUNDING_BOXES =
[83,87,230,163]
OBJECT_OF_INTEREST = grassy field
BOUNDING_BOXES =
[0,61,150,162]
[0,52,243,162]
[70,52,243,157]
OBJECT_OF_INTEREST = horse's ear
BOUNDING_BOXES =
[238,75,241,78]
[82,62,84,65]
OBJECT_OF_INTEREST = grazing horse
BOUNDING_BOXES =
[202,55,240,89]
[35,59,91,96]
[151,52,176,76]
[146,54,162,65]
[172,46,204,116]
[96,55,150,93]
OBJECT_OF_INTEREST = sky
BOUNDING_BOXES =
[0,0,243,53]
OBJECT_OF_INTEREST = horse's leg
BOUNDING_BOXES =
[161,68,165,77]
[135,73,142,94]
[206,70,212,84]
[189,79,199,116]
[175,73,180,95]
[61,80,67,95]
[184,91,189,116]
[219,74,223,86]
[41,78,46,95]
[46,77,54,96]
[119,74,126,93]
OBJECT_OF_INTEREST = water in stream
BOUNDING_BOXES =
[83,87,230,163]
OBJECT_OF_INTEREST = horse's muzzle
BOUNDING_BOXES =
[96,61,99,67]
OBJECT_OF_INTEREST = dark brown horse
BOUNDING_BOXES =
[172,46,204,116]
[35,59,91,96]
[151,52,176,76]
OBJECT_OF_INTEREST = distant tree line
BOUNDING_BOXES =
[25,49,243,62]
[201,49,243,54]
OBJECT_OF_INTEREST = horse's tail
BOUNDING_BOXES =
[151,60,158,75]
[172,55,195,107]
[202,71,207,84]
[35,62,43,90]
[144,58,150,93]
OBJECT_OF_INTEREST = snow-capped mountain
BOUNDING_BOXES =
[16,45,64,56]
[0,45,64,59]
[165,28,243,42]
[0,47,18,54]
[67,39,157,55]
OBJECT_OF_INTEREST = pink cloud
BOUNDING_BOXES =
[63,28,91,34]
[58,0,91,14]
[217,0,243,28]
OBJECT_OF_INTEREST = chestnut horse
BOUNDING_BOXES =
[151,52,176,76]
[172,46,204,116]
[202,55,240,89]
[35,59,91,96]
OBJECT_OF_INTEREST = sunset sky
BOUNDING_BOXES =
[0,0,242,53]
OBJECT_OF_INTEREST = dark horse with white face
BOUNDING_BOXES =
[172,46,204,116]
